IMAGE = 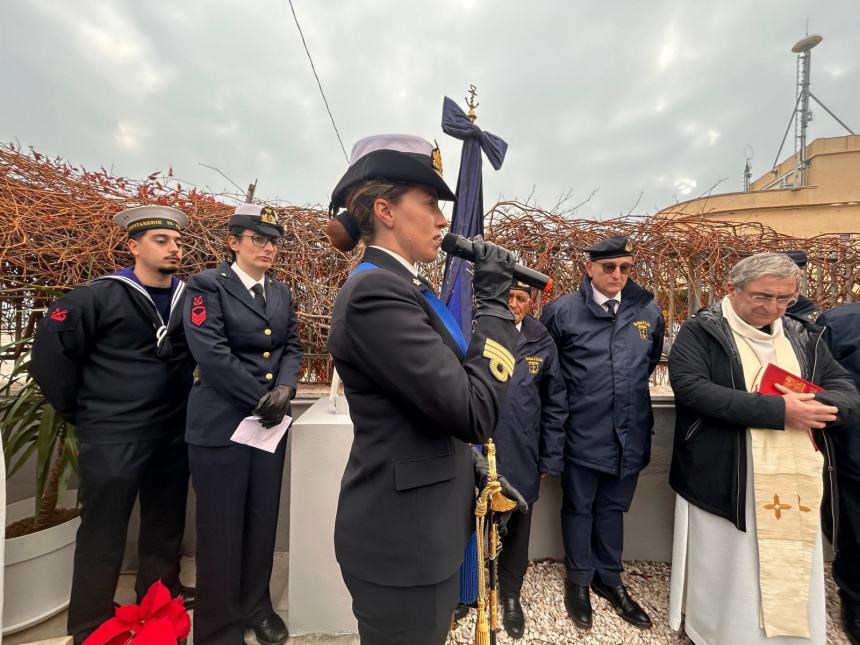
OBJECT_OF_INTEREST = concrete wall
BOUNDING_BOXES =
[527,395,677,562]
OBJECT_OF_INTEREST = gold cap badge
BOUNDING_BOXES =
[260,207,278,225]
[431,140,443,176]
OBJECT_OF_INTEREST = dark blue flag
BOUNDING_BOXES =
[439,95,507,606]
[439,96,508,343]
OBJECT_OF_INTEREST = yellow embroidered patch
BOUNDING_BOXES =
[483,338,514,382]
[633,320,650,340]
[525,355,543,375]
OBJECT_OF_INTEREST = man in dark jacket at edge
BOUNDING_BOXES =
[30,206,196,644]
[818,301,860,644]
[785,250,822,323]
[541,236,664,631]
[492,279,567,638]
[667,252,859,645]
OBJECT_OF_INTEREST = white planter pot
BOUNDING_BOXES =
[3,490,79,635]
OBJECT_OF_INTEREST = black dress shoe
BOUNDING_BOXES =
[177,584,195,610]
[248,612,289,645]
[591,579,652,629]
[502,595,525,639]
[453,602,470,621]
[564,580,592,629]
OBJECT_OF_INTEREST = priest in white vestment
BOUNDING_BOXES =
[666,252,860,645]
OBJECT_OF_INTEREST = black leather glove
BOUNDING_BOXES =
[470,235,516,321]
[470,448,528,536]
[254,384,295,429]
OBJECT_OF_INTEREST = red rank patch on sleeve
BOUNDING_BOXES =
[191,295,206,326]
[50,307,69,322]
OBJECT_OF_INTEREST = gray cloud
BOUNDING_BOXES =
[2,0,858,219]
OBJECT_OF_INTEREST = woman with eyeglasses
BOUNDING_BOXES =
[183,204,303,645]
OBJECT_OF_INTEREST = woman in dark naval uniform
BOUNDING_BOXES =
[325,134,526,645]
[183,204,303,645]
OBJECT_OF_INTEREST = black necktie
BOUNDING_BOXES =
[251,283,266,306]
[606,299,618,316]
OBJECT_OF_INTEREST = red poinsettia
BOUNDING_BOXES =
[83,580,191,645]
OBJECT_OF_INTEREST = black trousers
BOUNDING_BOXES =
[189,439,286,645]
[835,475,860,609]
[560,463,639,587]
[342,570,459,645]
[498,504,533,598]
[68,434,189,644]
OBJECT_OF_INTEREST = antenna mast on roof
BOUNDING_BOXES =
[770,34,855,189]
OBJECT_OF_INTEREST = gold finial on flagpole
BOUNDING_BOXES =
[465,84,479,122]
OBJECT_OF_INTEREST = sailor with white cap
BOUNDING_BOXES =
[30,205,196,644]
[183,203,303,645]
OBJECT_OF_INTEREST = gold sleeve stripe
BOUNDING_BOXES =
[483,339,515,383]
[483,338,515,370]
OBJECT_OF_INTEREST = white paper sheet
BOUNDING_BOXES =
[230,415,292,453]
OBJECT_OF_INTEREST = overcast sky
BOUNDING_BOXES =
[2,1,858,219]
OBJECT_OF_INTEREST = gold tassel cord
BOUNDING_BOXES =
[474,480,490,645]
[473,440,520,644]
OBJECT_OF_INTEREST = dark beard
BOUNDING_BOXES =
[157,266,179,275]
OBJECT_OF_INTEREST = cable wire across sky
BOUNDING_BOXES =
[287,0,350,163]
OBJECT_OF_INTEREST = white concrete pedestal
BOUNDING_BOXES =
[287,396,357,636]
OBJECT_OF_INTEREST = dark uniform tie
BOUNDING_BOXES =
[251,283,266,306]
[606,299,618,316]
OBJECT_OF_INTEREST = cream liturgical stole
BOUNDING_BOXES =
[722,297,823,638]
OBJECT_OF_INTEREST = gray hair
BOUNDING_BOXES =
[728,252,801,289]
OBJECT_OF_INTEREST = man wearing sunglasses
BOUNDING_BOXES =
[541,236,664,631]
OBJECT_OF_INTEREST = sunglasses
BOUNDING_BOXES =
[594,261,634,275]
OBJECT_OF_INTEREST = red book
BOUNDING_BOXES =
[758,363,824,396]
[758,363,823,451]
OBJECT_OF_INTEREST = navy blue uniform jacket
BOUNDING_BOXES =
[540,276,664,477]
[183,261,304,447]
[493,315,567,503]
[327,247,518,588]
[819,302,860,480]
[31,275,194,444]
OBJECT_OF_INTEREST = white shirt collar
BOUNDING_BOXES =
[591,284,621,310]
[515,321,522,332]
[369,245,419,277]
[231,261,266,294]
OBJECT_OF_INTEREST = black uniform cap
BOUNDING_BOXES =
[510,278,533,293]
[329,134,456,214]
[584,236,634,261]
[784,250,808,268]
[229,205,284,237]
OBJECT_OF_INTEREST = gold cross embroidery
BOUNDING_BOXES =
[764,494,791,519]
[797,496,811,512]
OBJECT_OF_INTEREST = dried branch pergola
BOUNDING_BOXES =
[2,143,858,383]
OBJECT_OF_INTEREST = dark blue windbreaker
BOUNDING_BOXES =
[493,315,567,503]
[540,276,664,477]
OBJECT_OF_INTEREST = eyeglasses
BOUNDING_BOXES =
[238,234,280,248]
[594,261,634,275]
[742,290,798,308]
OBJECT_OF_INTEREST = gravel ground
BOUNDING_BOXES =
[445,560,851,645]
